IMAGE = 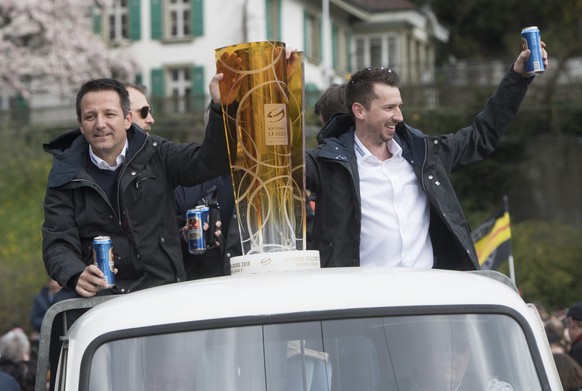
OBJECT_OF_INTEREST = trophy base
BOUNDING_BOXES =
[230,250,320,275]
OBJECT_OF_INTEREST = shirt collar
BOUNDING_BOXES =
[354,134,402,163]
[88,139,129,171]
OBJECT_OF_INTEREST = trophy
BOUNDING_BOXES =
[215,41,320,274]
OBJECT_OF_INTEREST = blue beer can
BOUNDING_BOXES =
[92,236,115,287]
[521,26,544,76]
[186,208,205,254]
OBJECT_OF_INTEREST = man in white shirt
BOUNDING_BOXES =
[306,42,548,270]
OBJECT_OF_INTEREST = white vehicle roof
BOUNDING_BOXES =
[69,268,524,336]
[58,268,561,391]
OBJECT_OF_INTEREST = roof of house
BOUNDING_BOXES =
[346,0,417,12]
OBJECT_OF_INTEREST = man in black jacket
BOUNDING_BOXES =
[41,71,238,390]
[306,43,548,270]
[42,75,233,297]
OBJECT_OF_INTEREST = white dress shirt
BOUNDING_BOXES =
[355,135,433,268]
[88,139,129,171]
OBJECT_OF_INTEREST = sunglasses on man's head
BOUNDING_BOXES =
[137,106,152,119]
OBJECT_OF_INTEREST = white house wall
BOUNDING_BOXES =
[21,0,451,125]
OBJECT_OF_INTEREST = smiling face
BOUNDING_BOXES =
[78,90,132,166]
[353,82,403,146]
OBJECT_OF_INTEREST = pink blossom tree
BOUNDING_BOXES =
[0,0,136,100]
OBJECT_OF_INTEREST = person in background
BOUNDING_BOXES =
[29,278,61,363]
[553,352,582,391]
[305,42,548,270]
[30,278,61,335]
[545,316,570,354]
[124,83,155,132]
[0,328,35,391]
[124,83,235,279]
[172,104,235,278]
[533,300,550,323]
[567,302,582,366]
[0,371,21,391]
[313,83,346,126]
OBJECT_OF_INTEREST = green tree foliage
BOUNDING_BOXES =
[0,128,51,332]
[411,0,581,62]
[497,221,582,312]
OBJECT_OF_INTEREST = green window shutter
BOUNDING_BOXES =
[151,68,165,98]
[92,12,102,35]
[135,73,143,85]
[266,0,273,39]
[317,17,322,61]
[276,0,282,40]
[346,31,352,73]
[303,11,308,55]
[150,0,163,40]
[129,0,141,41]
[191,66,205,111]
[191,0,204,37]
[11,95,29,109]
[265,0,275,39]
[332,23,338,68]
[265,0,281,41]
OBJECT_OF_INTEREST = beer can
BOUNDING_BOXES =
[521,26,544,75]
[92,236,115,287]
[186,208,205,254]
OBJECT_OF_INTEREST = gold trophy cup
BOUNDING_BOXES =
[215,41,319,274]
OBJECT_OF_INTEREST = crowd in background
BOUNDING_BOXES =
[535,301,582,391]
[0,279,60,390]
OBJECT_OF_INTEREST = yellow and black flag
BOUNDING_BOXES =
[471,196,512,270]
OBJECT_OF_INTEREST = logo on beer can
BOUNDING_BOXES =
[186,209,206,254]
[521,26,544,76]
[92,236,115,287]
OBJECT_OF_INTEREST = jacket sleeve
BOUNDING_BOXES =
[305,148,319,193]
[42,186,86,290]
[440,67,534,173]
[159,102,234,188]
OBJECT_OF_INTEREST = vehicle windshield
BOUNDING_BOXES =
[87,313,541,391]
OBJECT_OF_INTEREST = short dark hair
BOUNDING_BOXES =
[76,78,131,122]
[345,67,400,118]
[314,83,346,125]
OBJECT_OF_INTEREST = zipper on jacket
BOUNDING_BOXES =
[115,135,149,226]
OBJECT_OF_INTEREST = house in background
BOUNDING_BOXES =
[2,0,447,127]
[96,0,448,115]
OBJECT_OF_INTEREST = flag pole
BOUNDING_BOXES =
[508,254,516,286]
[503,195,516,285]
